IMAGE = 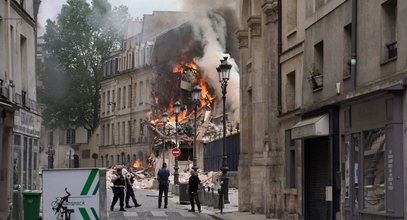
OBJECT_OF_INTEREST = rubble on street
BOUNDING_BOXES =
[106,162,222,190]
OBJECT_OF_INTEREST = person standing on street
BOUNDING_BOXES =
[110,168,126,211]
[157,163,170,208]
[125,167,142,208]
[188,170,201,213]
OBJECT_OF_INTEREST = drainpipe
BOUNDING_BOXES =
[277,0,282,113]
[351,0,357,90]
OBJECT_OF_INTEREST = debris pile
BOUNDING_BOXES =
[106,162,222,191]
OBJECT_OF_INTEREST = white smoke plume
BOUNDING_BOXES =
[181,0,240,121]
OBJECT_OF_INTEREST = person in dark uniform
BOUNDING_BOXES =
[125,167,142,208]
[110,168,126,211]
[188,170,201,212]
[157,163,170,208]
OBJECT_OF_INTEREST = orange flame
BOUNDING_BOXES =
[172,62,198,74]
[133,159,141,169]
[198,78,215,107]
[147,60,215,128]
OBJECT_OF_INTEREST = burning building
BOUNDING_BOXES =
[146,10,240,179]
[98,4,241,185]
[98,11,189,169]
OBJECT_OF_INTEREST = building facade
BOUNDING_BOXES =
[238,0,407,219]
[0,0,41,218]
[99,12,189,169]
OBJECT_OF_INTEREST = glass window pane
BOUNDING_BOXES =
[352,134,360,209]
[363,128,385,211]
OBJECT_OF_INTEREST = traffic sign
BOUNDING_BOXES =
[172,148,181,157]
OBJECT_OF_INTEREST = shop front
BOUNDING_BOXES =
[291,109,340,220]
[342,92,404,220]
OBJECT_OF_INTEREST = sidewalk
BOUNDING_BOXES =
[169,188,271,220]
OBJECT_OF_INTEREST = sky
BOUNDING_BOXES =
[38,0,183,27]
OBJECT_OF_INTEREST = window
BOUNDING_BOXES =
[112,90,115,112]
[101,125,105,145]
[122,122,125,144]
[286,130,296,188]
[314,41,324,75]
[139,81,143,105]
[123,86,126,109]
[134,83,138,106]
[87,129,92,143]
[382,0,397,60]
[139,119,144,136]
[343,23,352,77]
[285,71,296,111]
[363,128,385,211]
[66,129,76,144]
[23,137,27,189]
[310,41,324,90]
[112,123,115,144]
[134,119,138,142]
[14,135,21,146]
[352,134,360,209]
[82,149,90,159]
[107,91,110,113]
[117,88,121,109]
[20,35,27,90]
[107,124,110,144]
[128,121,131,144]
[121,153,125,164]
[22,91,27,107]
[128,85,132,108]
[102,92,105,115]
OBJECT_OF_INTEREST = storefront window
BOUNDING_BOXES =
[363,128,385,211]
[352,134,360,209]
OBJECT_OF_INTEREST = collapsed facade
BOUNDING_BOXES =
[239,0,407,220]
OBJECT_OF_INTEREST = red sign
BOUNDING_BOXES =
[172,148,181,157]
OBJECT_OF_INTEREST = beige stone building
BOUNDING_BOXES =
[238,0,407,219]
[0,0,41,218]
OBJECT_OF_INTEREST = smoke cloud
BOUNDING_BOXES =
[181,0,240,121]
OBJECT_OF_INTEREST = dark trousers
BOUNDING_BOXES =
[158,184,168,207]
[111,187,125,209]
[125,187,139,206]
[189,191,201,211]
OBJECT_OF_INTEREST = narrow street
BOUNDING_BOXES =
[106,188,215,220]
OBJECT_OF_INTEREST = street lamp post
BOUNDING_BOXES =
[161,111,168,165]
[217,56,232,203]
[192,85,201,172]
[173,101,181,185]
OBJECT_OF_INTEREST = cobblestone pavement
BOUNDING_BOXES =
[106,187,215,220]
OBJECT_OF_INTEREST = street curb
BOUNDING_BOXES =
[207,213,227,220]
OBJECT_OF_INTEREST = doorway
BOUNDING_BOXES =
[304,137,331,220]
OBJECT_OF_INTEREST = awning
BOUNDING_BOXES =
[291,114,329,139]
